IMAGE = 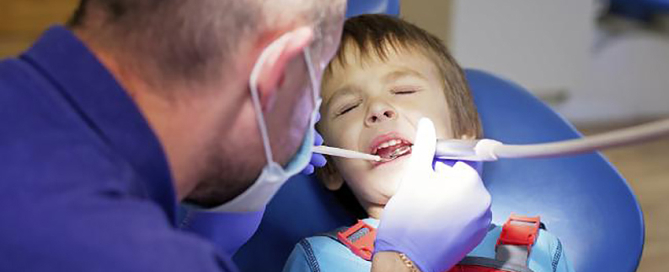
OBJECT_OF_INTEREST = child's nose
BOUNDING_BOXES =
[366,102,397,125]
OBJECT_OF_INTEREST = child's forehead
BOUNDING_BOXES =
[321,41,443,104]
[324,41,439,86]
[332,39,430,69]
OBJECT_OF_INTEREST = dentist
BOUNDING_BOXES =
[0,1,491,271]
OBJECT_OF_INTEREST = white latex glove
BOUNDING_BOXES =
[374,118,493,272]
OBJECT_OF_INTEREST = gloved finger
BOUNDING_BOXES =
[451,161,486,189]
[435,159,483,177]
[314,132,324,146]
[407,118,437,173]
[310,153,327,167]
[433,160,455,174]
[433,162,484,200]
[433,158,457,171]
[301,164,315,175]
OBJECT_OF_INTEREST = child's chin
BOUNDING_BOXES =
[371,164,407,188]
[375,178,402,199]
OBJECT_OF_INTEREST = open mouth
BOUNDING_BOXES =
[371,138,413,163]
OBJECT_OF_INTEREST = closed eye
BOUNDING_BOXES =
[392,88,420,95]
[336,102,361,116]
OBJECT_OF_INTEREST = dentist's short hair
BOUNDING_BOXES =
[67,0,343,92]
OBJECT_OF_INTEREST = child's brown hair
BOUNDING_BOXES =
[317,14,482,218]
[323,14,482,138]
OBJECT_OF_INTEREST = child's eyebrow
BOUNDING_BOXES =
[324,86,359,109]
[382,69,427,84]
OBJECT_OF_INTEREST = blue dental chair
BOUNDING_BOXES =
[183,2,643,271]
[610,0,669,21]
[230,70,644,272]
[345,0,400,17]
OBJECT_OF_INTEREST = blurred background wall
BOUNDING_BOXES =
[0,0,78,57]
[2,0,668,271]
[403,0,669,125]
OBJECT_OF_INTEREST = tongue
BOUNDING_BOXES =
[377,144,411,159]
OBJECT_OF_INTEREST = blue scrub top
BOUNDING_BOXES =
[0,26,238,272]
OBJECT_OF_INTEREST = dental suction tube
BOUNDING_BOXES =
[436,118,669,161]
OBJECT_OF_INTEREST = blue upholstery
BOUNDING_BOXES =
[345,0,400,17]
[465,70,644,272]
[610,0,669,20]
[232,70,644,272]
[645,0,669,11]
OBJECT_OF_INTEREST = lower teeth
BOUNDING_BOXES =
[386,146,411,160]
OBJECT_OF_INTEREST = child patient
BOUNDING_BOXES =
[284,14,574,272]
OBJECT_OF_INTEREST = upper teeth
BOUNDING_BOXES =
[378,139,402,149]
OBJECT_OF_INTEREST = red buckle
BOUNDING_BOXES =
[496,214,541,253]
[337,220,377,261]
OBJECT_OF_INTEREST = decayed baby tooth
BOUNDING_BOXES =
[379,142,389,149]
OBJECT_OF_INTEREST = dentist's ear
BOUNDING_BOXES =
[253,27,314,112]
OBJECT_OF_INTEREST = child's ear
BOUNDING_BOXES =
[317,157,345,191]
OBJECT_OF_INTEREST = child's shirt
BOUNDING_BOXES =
[283,218,574,272]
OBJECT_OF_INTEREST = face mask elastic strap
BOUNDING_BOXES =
[303,46,320,106]
[249,35,294,165]
[249,34,320,167]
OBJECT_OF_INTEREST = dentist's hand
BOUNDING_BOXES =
[374,118,492,272]
[302,112,327,175]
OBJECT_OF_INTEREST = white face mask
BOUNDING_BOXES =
[205,34,322,212]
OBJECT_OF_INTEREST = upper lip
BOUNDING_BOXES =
[368,132,413,155]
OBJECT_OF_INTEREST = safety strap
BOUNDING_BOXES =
[449,214,543,272]
[495,214,542,266]
[319,223,497,263]
[455,256,534,272]
[317,220,377,261]
[319,215,543,271]
[319,227,349,241]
